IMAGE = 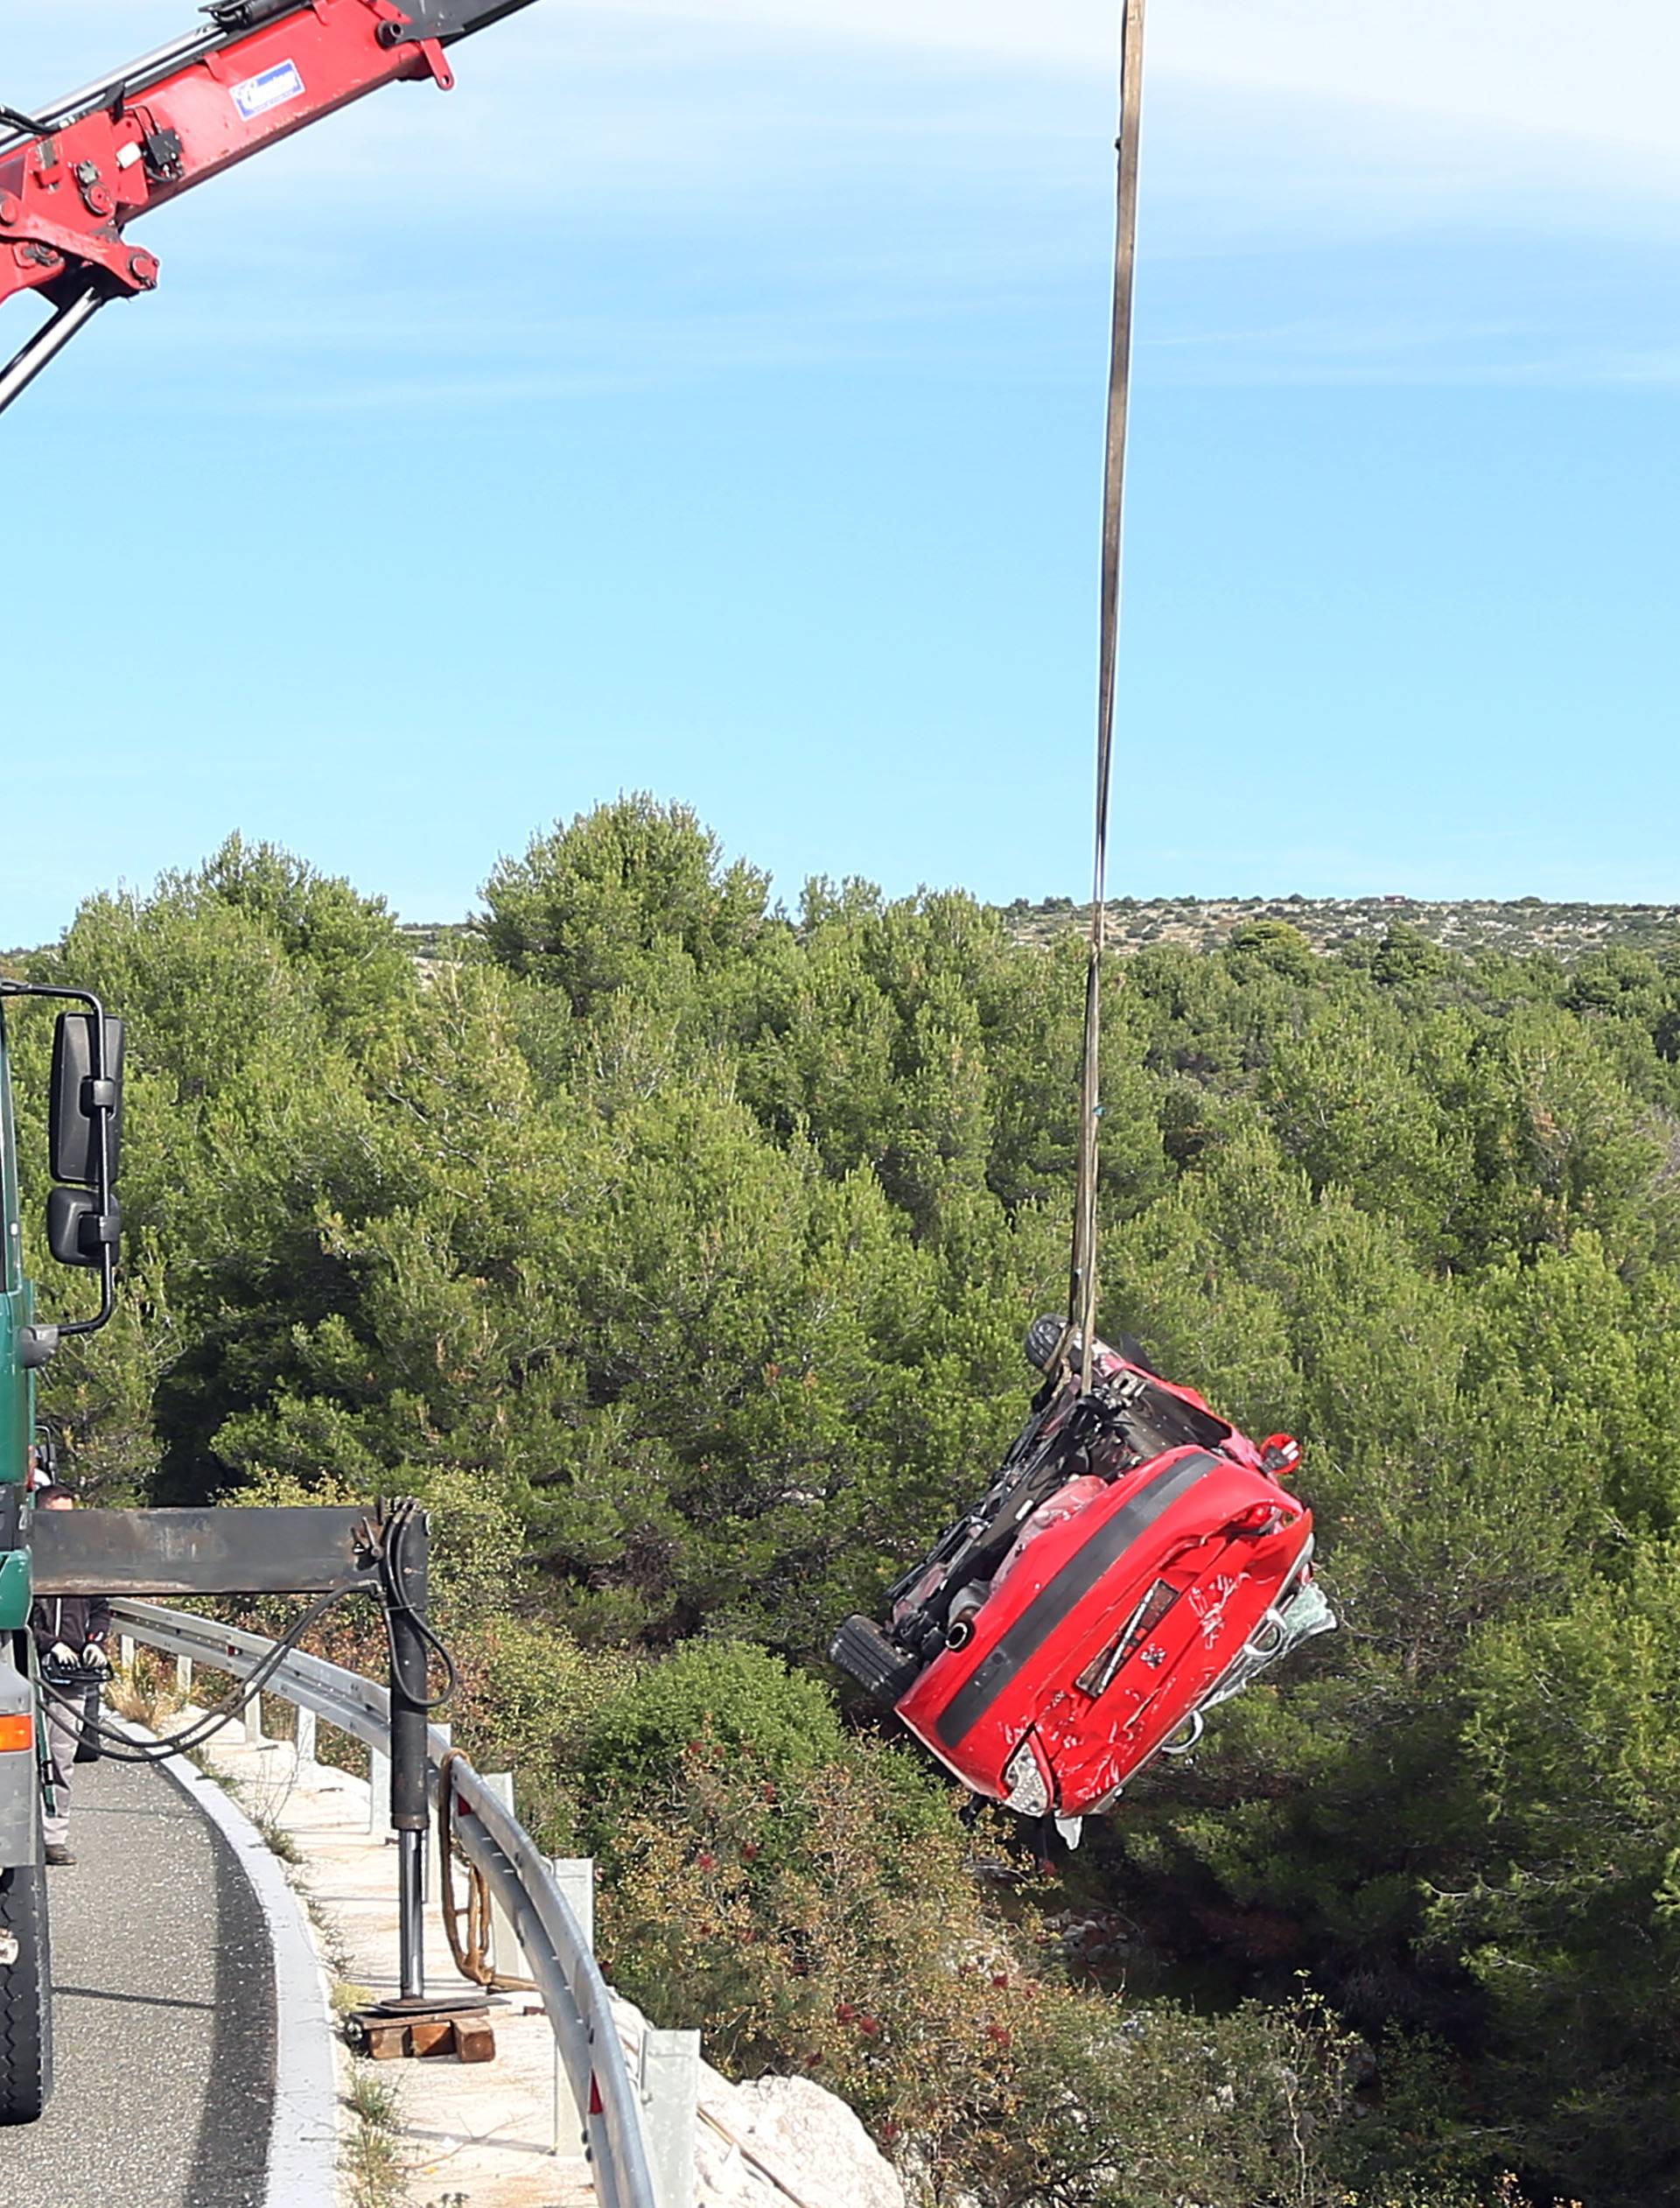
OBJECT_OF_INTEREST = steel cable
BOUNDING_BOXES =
[375,1499,458,1713]
[42,1586,353,1763]
[1063,0,1148,1391]
[436,1747,536,1992]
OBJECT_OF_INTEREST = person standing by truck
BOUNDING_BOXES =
[28,1486,111,1868]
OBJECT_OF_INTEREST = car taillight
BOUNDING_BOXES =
[1002,1739,1050,1816]
[1076,1578,1180,1696]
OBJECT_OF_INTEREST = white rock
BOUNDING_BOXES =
[607,1993,904,2208]
[695,2071,906,2208]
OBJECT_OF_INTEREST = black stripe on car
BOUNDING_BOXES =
[933,1450,1220,1750]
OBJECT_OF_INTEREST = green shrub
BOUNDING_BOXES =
[576,1637,846,1854]
[598,1738,1486,2208]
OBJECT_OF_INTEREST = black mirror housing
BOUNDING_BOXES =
[49,1011,124,1188]
[2,979,127,1335]
[46,1187,120,1269]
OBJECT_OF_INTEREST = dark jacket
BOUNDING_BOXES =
[30,1591,112,1654]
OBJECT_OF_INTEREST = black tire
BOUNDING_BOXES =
[1025,1315,1065,1372]
[829,1616,922,1707]
[0,1861,52,2124]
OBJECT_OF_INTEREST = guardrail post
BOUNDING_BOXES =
[551,1859,594,1950]
[175,1652,193,1700]
[639,2028,700,2208]
[245,1689,264,1746]
[118,1633,135,1673]
[425,1725,451,1902]
[368,1748,390,1835]
[294,1706,317,1767]
[547,1859,595,2154]
[482,1770,520,1974]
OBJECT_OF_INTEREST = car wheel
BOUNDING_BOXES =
[829,1616,922,1707]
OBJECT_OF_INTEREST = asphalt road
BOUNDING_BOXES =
[0,1746,275,2207]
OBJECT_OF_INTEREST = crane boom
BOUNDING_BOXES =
[0,0,542,415]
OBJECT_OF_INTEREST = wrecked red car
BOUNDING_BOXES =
[830,1322,1334,1835]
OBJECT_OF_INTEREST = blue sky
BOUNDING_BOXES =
[6,0,1680,942]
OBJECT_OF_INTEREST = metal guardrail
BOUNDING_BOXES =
[110,1599,666,2208]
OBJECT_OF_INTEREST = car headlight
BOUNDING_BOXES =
[1002,1738,1050,1816]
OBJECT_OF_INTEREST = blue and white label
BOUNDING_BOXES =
[231,60,304,123]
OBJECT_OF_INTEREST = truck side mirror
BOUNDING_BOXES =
[46,1186,122,1269]
[49,1012,124,1188]
[0,982,127,1354]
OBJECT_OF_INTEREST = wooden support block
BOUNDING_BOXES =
[454,2022,496,2064]
[348,2003,498,2065]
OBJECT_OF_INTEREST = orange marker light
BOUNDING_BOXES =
[0,1714,34,1753]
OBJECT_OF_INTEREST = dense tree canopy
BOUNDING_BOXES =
[13,803,1680,2205]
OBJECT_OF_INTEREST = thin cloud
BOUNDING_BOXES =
[14,1,1680,403]
[588,0,1680,170]
[22,2,1680,217]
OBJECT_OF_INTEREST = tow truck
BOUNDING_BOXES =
[0,0,547,2120]
[4,0,1320,2117]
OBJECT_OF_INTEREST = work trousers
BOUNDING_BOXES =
[43,1695,81,1847]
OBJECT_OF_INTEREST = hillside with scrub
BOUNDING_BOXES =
[999,892,1680,961]
[393,890,1680,973]
[11,800,1680,2208]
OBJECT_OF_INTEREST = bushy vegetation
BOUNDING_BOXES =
[12,800,1680,2204]
[999,891,1680,963]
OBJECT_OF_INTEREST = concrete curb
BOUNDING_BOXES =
[114,1721,340,2208]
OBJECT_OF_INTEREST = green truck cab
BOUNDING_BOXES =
[0,983,124,2121]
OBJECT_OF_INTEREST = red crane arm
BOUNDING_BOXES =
[0,0,538,412]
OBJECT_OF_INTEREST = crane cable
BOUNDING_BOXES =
[1066,0,1148,1391]
[435,1747,536,1993]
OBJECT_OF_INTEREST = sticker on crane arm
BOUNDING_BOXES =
[231,60,304,123]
